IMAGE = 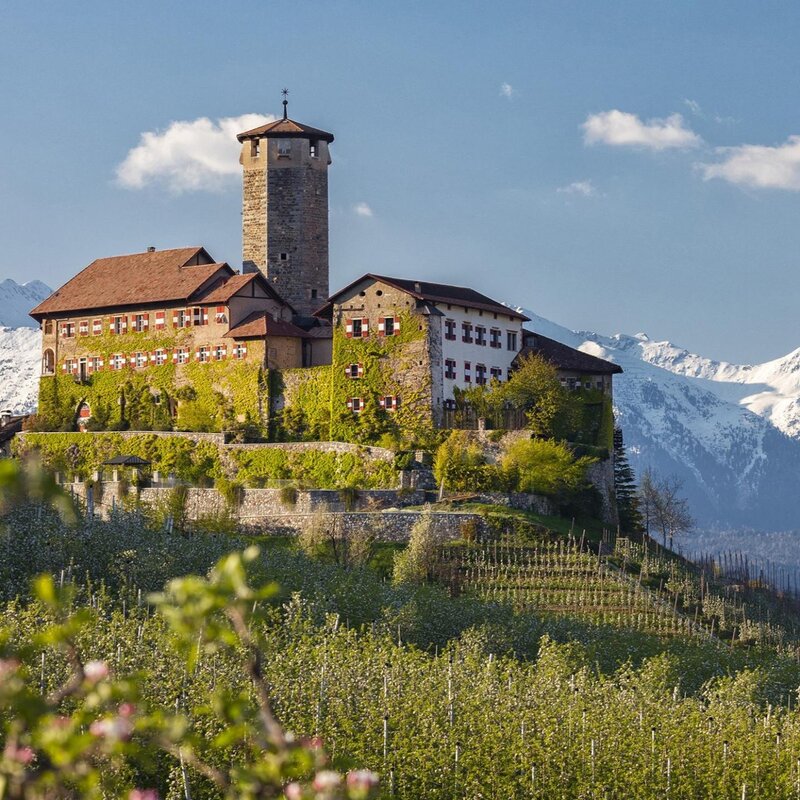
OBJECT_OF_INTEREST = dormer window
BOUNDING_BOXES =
[277,139,291,156]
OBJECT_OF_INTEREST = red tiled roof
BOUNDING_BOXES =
[315,274,529,321]
[237,117,334,143]
[197,274,258,303]
[196,271,297,312]
[226,311,308,340]
[29,247,230,318]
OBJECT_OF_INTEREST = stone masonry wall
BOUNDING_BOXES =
[70,478,491,542]
[241,136,330,318]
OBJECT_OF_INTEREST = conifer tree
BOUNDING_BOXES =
[613,426,644,535]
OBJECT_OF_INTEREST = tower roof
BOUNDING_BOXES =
[237,117,334,143]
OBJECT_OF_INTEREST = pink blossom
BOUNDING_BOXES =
[118,702,136,717]
[89,716,133,741]
[312,770,342,791]
[284,783,304,800]
[4,744,34,765]
[129,791,159,800]
[83,661,109,683]
[0,659,20,680]
[346,770,379,790]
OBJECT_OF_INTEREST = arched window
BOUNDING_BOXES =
[42,349,55,375]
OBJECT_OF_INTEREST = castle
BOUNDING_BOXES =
[29,99,620,437]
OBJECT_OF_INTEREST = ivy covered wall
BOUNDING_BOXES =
[34,330,267,435]
[14,433,399,489]
[328,311,434,443]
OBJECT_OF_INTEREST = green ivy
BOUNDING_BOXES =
[14,432,224,484]
[228,447,397,489]
[329,313,433,444]
[32,357,265,435]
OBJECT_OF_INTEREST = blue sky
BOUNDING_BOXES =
[2,1,800,363]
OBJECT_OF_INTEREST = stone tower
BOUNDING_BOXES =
[238,98,334,319]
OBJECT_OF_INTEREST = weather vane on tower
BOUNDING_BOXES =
[282,88,289,119]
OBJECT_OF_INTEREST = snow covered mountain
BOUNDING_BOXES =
[0,280,50,414]
[0,280,52,329]
[520,309,800,530]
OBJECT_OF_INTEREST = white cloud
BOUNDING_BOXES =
[683,98,703,117]
[557,180,597,197]
[499,82,515,99]
[116,113,273,192]
[354,202,374,217]
[700,136,800,191]
[582,109,702,151]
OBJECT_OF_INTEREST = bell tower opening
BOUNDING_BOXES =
[238,91,334,320]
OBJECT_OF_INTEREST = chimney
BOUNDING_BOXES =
[147,246,156,253]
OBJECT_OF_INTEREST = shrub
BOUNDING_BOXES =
[393,509,438,585]
[433,431,506,493]
[501,438,596,497]
[279,485,298,506]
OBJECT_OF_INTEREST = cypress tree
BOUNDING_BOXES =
[614,426,644,536]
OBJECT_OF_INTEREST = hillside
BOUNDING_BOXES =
[4,486,800,799]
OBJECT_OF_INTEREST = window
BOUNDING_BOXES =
[92,319,102,335]
[311,289,318,299]
[42,349,55,375]
[155,311,166,330]
[379,315,399,336]
[346,318,368,338]
[461,322,473,343]
[133,352,147,369]
[60,322,75,338]
[277,139,291,155]
[44,320,53,335]
[380,396,400,412]
[251,139,260,158]
[173,347,190,365]
[346,363,364,379]
[507,331,518,351]
[490,328,501,349]
[310,141,318,158]
[444,358,457,380]
[110,354,125,371]
[78,320,89,336]
[111,316,127,335]
[197,346,210,363]
[279,252,289,261]
[173,310,188,329]
[490,366,502,381]
[476,363,487,386]
[191,307,207,326]
[464,361,471,383]
[62,358,74,374]
[154,349,168,366]
[444,318,456,341]
[213,344,227,361]
[475,326,486,346]
[215,306,226,323]
[133,314,149,333]
[88,357,102,373]
[232,343,247,359]
[346,397,363,413]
